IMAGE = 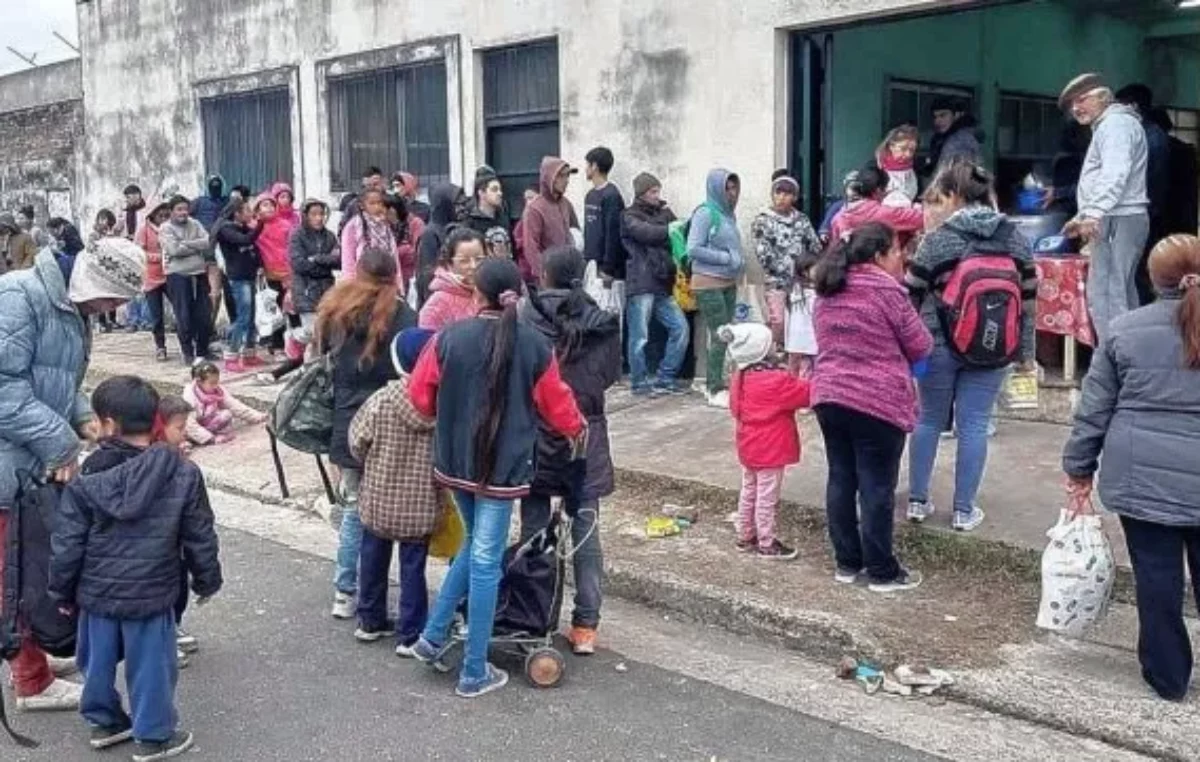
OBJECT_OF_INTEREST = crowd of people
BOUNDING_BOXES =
[1,65,1200,759]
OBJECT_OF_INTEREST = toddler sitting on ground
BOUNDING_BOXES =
[182,361,266,445]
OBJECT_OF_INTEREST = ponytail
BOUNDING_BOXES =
[471,257,524,485]
[541,246,590,362]
[1180,281,1200,369]
[814,222,895,297]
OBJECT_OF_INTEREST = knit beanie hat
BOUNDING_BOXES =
[632,172,661,200]
[391,327,436,376]
[69,236,146,304]
[717,323,773,369]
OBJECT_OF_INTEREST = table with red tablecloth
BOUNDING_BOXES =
[1035,255,1094,380]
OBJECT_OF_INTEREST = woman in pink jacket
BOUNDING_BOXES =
[418,228,485,330]
[341,188,400,286]
[829,164,924,244]
[811,222,933,594]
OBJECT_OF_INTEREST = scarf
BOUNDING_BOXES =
[363,214,396,252]
[190,382,227,426]
[878,152,914,172]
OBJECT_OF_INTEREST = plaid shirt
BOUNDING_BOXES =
[349,378,439,541]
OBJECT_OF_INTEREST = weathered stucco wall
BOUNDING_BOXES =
[0,59,83,223]
[76,0,949,224]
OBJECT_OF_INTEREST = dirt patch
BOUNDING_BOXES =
[602,472,1042,669]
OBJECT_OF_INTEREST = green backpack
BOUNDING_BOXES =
[668,201,723,268]
[268,355,335,456]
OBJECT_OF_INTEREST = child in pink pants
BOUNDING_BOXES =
[720,323,812,560]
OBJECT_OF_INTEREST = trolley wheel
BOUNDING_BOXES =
[524,647,565,688]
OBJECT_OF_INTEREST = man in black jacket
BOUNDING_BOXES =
[49,376,221,758]
[620,172,690,395]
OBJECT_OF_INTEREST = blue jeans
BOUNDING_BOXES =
[334,468,363,596]
[520,495,603,628]
[78,609,178,743]
[358,528,429,646]
[421,490,513,683]
[908,346,1009,515]
[227,279,255,355]
[627,293,689,390]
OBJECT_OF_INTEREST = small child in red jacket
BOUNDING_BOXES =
[720,323,812,560]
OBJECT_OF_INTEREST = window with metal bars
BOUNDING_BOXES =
[482,40,560,222]
[200,88,294,193]
[328,61,449,192]
[997,92,1066,160]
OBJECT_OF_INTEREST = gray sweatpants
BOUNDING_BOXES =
[1086,212,1149,346]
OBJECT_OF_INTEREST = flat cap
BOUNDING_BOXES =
[1059,73,1106,111]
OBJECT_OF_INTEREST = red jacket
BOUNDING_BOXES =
[829,199,923,243]
[729,365,812,469]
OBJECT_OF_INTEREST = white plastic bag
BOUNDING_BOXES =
[583,260,621,315]
[255,280,286,338]
[1036,508,1114,638]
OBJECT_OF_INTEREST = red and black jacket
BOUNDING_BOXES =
[409,312,583,499]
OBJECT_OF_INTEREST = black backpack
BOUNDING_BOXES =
[1,476,78,748]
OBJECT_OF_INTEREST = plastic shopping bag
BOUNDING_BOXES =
[428,491,464,560]
[1036,505,1114,637]
[255,280,286,338]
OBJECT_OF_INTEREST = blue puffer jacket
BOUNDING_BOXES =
[1063,297,1200,525]
[49,440,223,619]
[0,249,92,510]
[686,168,745,282]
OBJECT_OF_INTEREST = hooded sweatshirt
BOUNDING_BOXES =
[1077,103,1149,219]
[418,268,477,331]
[160,214,211,276]
[521,157,580,282]
[191,175,228,231]
[750,207,822,292]
[257,187,299,282]
[906,204,1039,362]
[416,183,464,305]
[686,168,744,284]
[48,441,223,620]
[271,182,301,228]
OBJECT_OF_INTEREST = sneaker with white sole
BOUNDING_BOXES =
[176,628,199,654]
[90,724,134,750]
[706,390,730,408]
[868,569,924,594]
[953,506,986,532]
[46,654,78,677]
[411,637,454,673]
[455,664,509,698]
[176,649,191,670]
[907,499,936,524]
[834,567,861,585]
[331,592,355,620]
[395,642,417,659]
[354,621,396,642]
[131,730,194,762]
[15,678,82,712]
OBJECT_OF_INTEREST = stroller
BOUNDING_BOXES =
[451,509,571,688]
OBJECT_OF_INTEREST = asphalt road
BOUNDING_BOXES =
[5,527,940,762]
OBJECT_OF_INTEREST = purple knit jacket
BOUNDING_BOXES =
[812,264,934,432]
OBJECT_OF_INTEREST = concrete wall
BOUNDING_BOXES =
[75,0,958,225]
[0,59,83,223]
[827,1,1200,189]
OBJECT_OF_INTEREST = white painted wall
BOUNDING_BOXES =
[75,0,956,223]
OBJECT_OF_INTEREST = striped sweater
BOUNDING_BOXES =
[812,265,934,432]
[905,205,1038,361]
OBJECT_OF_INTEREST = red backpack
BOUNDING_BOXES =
[936,247,1023,368]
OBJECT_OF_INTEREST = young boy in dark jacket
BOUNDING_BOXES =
[49,376,222,760]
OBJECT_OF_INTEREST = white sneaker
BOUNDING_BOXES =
[331,592,355,620]
[395,643,416,659]
[953,506,986,532]
[16,678,83,712]
[868,569,924,594]
[706,390,730,408]
[177,628,199,654]
[46,654,78,677]
[907,499,935,524]
[177,649,191,670]
[834,568,861,585]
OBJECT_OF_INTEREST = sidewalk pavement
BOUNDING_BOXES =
[86,331,1127,567]
[83,331,1197,760]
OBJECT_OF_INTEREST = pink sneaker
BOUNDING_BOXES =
[224,358,245,374]
[241,354,264,368]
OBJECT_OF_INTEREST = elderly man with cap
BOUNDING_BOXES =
[621,171,690,395]
[1059,73,1150,345]
[0,242,145,713]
